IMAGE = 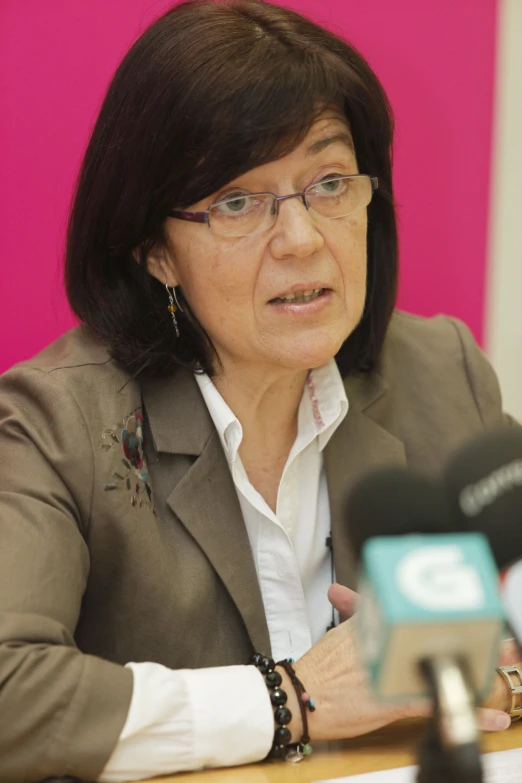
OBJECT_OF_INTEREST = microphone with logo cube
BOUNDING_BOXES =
[345,468,505,783]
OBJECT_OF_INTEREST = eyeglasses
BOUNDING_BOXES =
[168,174,378,238]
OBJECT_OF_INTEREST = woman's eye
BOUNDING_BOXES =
[227,197,247,211]
[312,175,346,194]
[216,194,249,213]
[321,179,340,191]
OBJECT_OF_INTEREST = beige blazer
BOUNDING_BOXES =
[0,310,517,782]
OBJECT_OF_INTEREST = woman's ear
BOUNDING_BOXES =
[133,244,180,288]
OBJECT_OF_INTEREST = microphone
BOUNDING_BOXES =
[345,468,504,782]
[442,427,522,650]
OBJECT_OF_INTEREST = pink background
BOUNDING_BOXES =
[0,0,497,373]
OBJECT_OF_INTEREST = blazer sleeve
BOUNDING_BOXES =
[448,317,520,429]
[0,365,133,782]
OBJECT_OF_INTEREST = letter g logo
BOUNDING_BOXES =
[396,545,485,611]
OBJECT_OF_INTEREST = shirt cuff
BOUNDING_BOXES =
[99,662,274,781]
[184,663,275,767]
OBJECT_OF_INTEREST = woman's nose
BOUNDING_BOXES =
[270,195,324,259]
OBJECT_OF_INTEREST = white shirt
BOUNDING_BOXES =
[100,360,348,782]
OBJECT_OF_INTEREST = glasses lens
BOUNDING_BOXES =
[208,194,275,238]
[306,176,372,220]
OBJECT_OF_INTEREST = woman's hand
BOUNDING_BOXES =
[278,584,515,743]
[280,613,431,743]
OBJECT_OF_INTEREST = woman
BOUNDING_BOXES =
[0,0,520,780]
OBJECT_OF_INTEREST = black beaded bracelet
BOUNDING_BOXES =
[276,658,313,758]
[249,653,293,759]
[249,653,315,762]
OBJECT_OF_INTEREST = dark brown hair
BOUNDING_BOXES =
[65,0,398,378]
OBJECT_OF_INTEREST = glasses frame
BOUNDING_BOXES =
[168,174,378,235]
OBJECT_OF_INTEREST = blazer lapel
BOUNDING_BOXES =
[324,369,406,594]
[142,369,271,656]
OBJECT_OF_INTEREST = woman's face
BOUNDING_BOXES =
[150,109,368,375]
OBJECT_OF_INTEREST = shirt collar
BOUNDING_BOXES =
[194,373,243,465]
[302,359,349,452]
[195,358,349,465]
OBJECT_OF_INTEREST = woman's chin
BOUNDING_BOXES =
[271,336,347,371]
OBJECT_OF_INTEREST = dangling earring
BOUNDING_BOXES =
[165,284,182,338]
[173,286,184,313]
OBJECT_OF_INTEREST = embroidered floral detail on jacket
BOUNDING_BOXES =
[101,409,156,512]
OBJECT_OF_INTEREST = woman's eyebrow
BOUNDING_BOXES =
[305,132,355,156]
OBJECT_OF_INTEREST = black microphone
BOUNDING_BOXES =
[442,426,522,650]
[346,467,454,561]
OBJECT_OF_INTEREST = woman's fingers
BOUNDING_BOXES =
[398,702,510,732]
[394,697,432,722]
[327,583,359,617]
[477,708,511,731]
[498,637,521,666]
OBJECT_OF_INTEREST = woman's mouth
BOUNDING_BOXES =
[268,287,332,314]
[270,287,327,304]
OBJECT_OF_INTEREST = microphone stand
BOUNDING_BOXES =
[417,656,483,783]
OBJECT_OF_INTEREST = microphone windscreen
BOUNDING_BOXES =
[345,467,453,563]
[442,427,522,569]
